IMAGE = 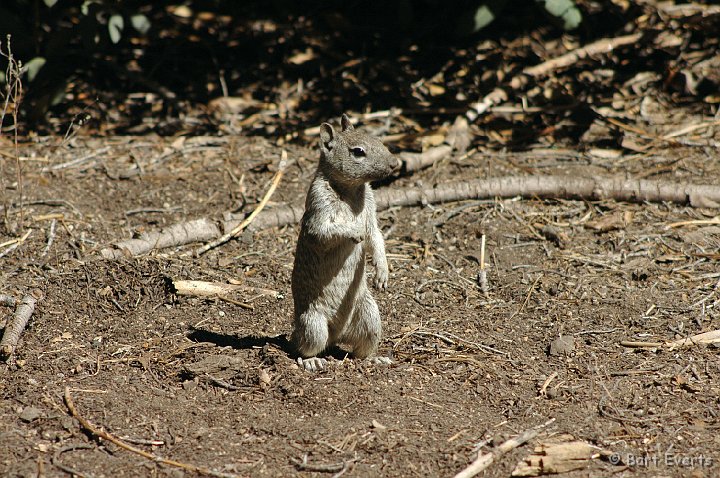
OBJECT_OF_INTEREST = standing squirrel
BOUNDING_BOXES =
[291,114,399,371]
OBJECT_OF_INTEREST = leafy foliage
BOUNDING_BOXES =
[0,0,587,130]
[0,0,151,122]
[468,0,582,33]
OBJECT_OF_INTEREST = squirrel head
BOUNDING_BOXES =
[319,114,399,187]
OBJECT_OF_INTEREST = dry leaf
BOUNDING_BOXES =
[421,133,446,150]
[288,48,316,65]
[585,211,631,232]
[208,96,263,116]
[446,116,471,154]
[371,419,387,430]
[427,83,446,96]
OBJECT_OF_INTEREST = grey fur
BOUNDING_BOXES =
[291,114,399,371]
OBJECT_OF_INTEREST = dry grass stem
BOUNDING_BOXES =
[63,387,240,478]
[196,149,288,255]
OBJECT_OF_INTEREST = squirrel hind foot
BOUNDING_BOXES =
[297,356,328,372]
[366,356,393,367]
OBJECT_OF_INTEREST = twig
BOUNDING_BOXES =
[291,455,346,473]
[620,330,720,349]
[667,217,720,228]
[1,36,25,231]
[41,218,57,256]
[477,234,489,295]
[0,288,44,360]
[196,150,288,255]
[509,275,542,320]
[0,229,32,258]
[42,146,111,172]
[205,374,241,391]
[63,387,239,478]
[51,444,94,478]
[619,340,664,348]
[412,330,508,356]
[538,372,558,397]
[454,418,556,478]
[217,296,254,310]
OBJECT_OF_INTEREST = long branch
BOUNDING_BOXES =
[98,175,720,259]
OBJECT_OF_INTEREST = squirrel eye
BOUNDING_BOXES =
[351,147,366,157]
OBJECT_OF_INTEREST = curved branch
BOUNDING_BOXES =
[97,175,720,259]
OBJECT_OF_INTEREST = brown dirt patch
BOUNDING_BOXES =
[1,129,719,477]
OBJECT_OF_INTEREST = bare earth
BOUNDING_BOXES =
[1,117,719,477]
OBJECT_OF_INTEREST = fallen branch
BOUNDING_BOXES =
[371,175,720,210]
[172,279,279,299]
[0,289,44,360]
[399,116,470,171]
[0,294,17,307]
[98,175,720,258]
[100,218,221,259]
[466,33,642,120]
[454,418,556,478]
[621,329,720,349]
[63,387,239,478]
[399,144,453,173]
[195,150,288,256]
[523,33,643,78]
[512,439,608,476]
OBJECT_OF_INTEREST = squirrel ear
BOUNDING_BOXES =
[320,123,335,150]
[340,114,354,132]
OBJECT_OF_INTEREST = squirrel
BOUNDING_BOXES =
[291,114,399,371]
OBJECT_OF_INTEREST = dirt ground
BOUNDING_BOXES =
[1,112,719,478]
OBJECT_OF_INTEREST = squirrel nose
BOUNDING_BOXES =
[389,155,400,171]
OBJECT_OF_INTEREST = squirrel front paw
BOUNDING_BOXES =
[374,265,389,289]
[348,225,365,244]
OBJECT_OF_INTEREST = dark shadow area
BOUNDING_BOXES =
[0,0,646,142]
[187,328,350,360]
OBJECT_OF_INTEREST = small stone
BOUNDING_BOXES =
[549,336,575,356]
[19,406,43,423]
[371,419,387,430]
[258,369,271,386]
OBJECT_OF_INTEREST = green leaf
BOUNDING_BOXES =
[108,14,124,44]
[544,0,569,17]
[540,0,582,30]
[81,1,100,16]
[562,8,582,29]
[43,0,58,7]
[473,5,496,32]
[130,14,151,34]
[22,57,47,82]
